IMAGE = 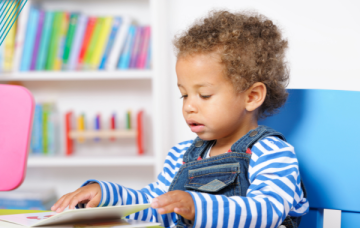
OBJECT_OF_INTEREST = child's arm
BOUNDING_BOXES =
[52,140,193,227]
[154,137,309,228]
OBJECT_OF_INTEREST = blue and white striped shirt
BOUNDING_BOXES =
[80,136,309,228]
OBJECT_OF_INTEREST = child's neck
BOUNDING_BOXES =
[210,121,258,157]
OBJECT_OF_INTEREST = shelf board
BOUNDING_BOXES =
[27,156,155,167]
[0,70,152,81]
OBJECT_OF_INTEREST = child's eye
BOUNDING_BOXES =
[180,95,188,99]
[200,95,212,99]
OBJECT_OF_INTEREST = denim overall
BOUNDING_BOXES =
[169,125,304,228]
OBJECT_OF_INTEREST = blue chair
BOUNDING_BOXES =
[259,89,360,228]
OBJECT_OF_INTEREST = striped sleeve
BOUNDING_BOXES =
[188,136,309,228]
[77,140,193,228]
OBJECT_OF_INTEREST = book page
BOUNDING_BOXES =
[0,204,152,227]
[0,218,160,228]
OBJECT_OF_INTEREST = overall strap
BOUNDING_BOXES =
[231,125,286,152]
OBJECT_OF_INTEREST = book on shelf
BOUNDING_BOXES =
[0,204,159,228]
[0,188,57,210]
[62,13,79,70]
[67,14,87,71]
[30,102,58,156]
[13,0,30,72]
[77,16,96,70]
[29,9,44,71]
[99,16,121,70]
[20,6,38,71]
[0,1,152,74]
[36,11,54,70]
[118,25,136,69]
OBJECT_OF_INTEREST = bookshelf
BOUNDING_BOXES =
[27,156,156,167]
[0,70,152,81]
[0,0,170,197]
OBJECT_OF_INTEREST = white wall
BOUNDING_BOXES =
[166,0,360,146]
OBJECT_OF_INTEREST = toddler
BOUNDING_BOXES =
[52,10,309,228]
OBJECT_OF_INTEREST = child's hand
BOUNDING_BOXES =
[51,183,101,213]
[151,190,195,221]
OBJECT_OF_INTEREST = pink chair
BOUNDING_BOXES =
[0,84,34,191]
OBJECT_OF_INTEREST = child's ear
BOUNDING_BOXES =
[244,82,267,112]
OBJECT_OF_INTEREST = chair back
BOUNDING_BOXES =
[259,89,360,228]
[0,84,34,191]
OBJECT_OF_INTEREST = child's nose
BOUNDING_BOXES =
[183,98,197,113]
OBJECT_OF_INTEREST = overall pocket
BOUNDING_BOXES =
[185,163,240,197]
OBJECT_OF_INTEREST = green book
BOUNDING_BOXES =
[36,11,54,70]
[42,103,50,154]
[45,12,63,70]
[83,17,104,69]
[62,13,78,70]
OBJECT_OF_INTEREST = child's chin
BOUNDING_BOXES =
[196,133,217,141]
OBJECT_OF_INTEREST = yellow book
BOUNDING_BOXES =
[77,114,85,143]
[3,5,18,71]
[54,12,69,70]
[89,16,113,70]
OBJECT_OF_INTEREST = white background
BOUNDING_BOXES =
[166,0,360,146]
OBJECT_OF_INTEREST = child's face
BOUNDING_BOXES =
[176,53,256,141]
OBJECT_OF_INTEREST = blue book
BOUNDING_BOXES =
[99,17,122,70]
[36,11,54,70]
[145,38,151,69]
[30,104,43,154]
[68,14,87,71]
[117,25,136,69]
[20,7,39,71]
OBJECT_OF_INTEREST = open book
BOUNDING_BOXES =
[0,204,160,228]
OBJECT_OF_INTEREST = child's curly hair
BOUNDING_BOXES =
[173,10,289,119]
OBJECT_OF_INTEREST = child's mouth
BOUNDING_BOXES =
[189,123,205,133]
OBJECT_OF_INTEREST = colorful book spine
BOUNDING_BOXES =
[31,104,43,154]
[145,38,152,69]
[42,103,50,154]
[77,16,96,70]
[3,1,18,71]
[54,12,69,71]
[62,13,78,70]
[83,17,103,70]
[45,12,63,70]
[90,16,112,70]
[67,14,87,71]
[20,7,39,71]
[13,1,30,72]
[117,25,136,69]
[30,10,45,71]
[129,26,142,68]
[99,17,121,70]
[47,103,57,155]
[106,17,130,71]
[36,11,54,71]
[137,26,151,69]
[3,20,17,71]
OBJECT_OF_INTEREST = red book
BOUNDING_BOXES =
[65,112,73,156]
[77,17,97,69]
[110,113,116,141]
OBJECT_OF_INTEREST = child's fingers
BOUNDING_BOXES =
[55,194,75,213]
[152,191,181,208]
[68,192,93,210]
[85,193,101,208]
[51,193,74,212]
[156,202,183,214]
[174,207,194,220]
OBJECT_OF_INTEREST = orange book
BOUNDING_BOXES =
[77,17,97,70]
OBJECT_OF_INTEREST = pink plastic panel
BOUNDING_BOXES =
[0,85,34,191]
